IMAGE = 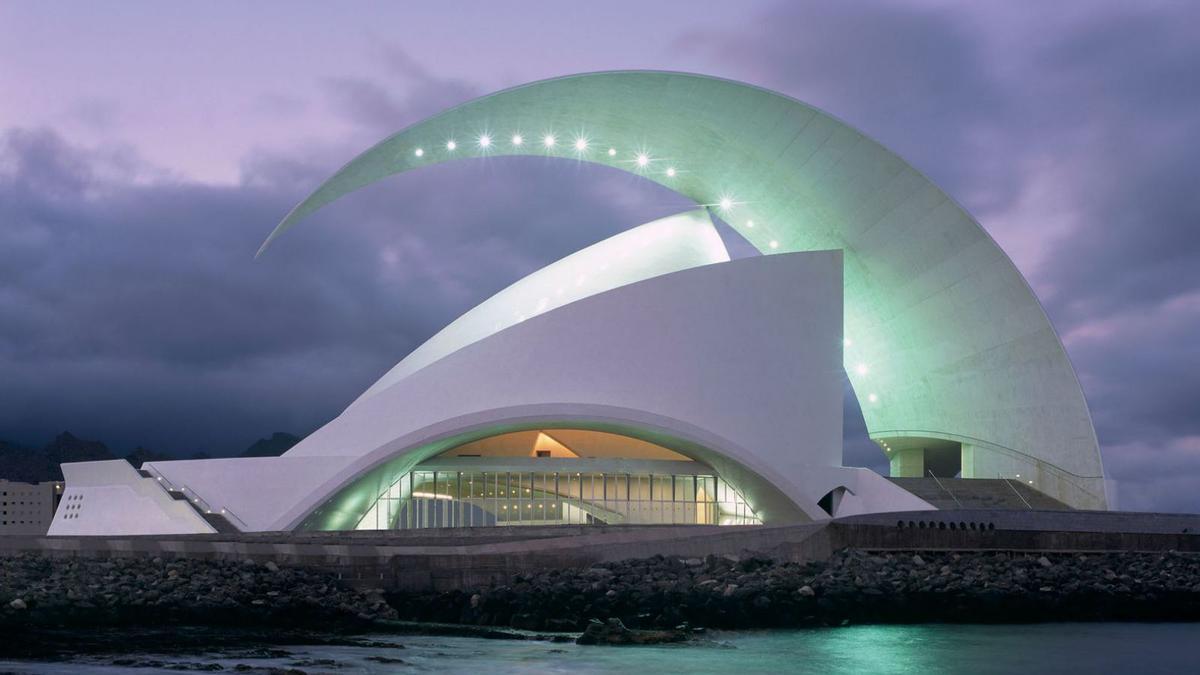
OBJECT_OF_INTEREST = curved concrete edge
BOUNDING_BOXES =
[255,70,1104,504]
[349,208,729,408]
[48,460,214,536]
[277,252,852,529]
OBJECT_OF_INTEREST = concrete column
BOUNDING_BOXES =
[960,443,979,478]
[889,448,925,478]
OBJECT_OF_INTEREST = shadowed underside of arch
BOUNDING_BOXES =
[260,70,1106,509]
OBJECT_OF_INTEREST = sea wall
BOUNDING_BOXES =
[387,549,1200,630]
[5,544,1200,635]
[0,552,395,630]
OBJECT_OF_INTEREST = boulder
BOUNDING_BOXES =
[576,618,687,646]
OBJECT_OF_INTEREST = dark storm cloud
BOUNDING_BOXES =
[682,0,1200,509]
[677,0,1011,206]
[0,74,691,454]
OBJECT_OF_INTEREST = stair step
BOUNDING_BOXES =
[887,478,1072,511]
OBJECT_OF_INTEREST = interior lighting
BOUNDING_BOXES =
[666,167,676,177]
[478,134,492,148]
[636,153,649,167]
[607,147,617,156]
[719,197,733,211]
[855,363,870,376]
[746,220,755,228]
[844,338,852,347]
[511,134,523,146]
[769,240,779,249]
[574,137,588,151]
[414,148,424,157]
[446,140,457,151]
[543,134,556,148]
[868,393,879,403]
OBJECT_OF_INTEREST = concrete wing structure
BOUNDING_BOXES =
[279,249,872,529]
[353,208,729,405]
[53,216,932,536]
[258,71,1106,509]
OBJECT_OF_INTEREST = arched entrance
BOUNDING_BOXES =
[352,428,760,530]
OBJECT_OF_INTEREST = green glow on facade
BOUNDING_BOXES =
[264,71,1106,510]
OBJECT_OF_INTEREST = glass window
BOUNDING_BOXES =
[653,475,673,502]
[675,475,696,502]
[607,474,628,501]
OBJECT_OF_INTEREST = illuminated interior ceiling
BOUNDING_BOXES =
[440,428,693,461]
[351,208,729,406]
[260,70,1106,508]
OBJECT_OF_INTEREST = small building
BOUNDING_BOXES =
[1,479,63,535]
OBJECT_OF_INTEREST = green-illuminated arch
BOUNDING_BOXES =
[261,71,1106,509]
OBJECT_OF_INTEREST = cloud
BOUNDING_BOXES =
[0,64,691,455]
[681,0,1200,509]
[322,46,481,136]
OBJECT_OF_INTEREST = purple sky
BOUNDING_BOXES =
[1,1,1197,511]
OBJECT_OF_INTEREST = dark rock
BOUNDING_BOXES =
[576,618,688,645]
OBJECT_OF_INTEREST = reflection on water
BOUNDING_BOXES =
[2,623,1198,674]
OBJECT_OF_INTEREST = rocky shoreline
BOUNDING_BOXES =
[387,549,1200,630]
[5,548,1200,654]
[0,553,395,636]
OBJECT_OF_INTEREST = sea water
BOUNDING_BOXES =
[3,623,1199,674]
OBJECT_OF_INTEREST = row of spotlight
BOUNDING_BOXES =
[413,134,676,174]
[409,134,781,250]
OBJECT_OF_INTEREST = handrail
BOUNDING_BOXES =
[873,429,1105,500]
[1002,477,1034,510]
[220,507,250,529]
[927,471,962,508]
[140,466,245,531]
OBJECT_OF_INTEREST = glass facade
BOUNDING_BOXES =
[355,469,761,530]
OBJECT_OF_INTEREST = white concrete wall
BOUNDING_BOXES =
[141,456,351,532]
[263,72,1106,508]
[276,251,857,527]
[55,250,931,533]
[353,209,729,404]
[48,460,213,536]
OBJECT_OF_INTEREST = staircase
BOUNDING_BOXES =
[161,486,240,533]
[888,478,1072,511]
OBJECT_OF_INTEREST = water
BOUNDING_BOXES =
[3,624,1198,674]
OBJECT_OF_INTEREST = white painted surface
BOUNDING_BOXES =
[141,456,351,532]
[48,460,213,536]
[56,250,931,532]
[276,250,852,526]
[353,209,729,405]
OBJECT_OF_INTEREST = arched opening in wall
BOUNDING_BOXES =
[817,486,849,517]
[352,428,762,531]
[877,437,962,479]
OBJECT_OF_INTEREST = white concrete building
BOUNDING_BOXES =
[49,71,1107,537]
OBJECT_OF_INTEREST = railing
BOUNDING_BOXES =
[874,430,1108,507]
[139,466,245,531]
[1001,477,1034,510]
[928,470,962,508]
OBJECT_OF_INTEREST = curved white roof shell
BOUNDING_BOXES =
[352,208,728,406]
[262,71,1106,509]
